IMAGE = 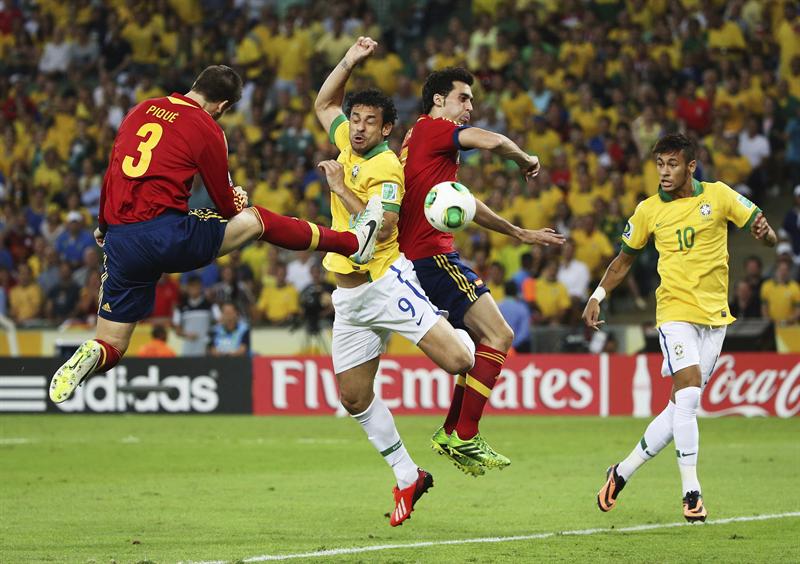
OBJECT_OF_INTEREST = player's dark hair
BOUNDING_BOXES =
[192,65,243,105]
[652,133,697,163]
[344,88,397,126]
[422,67,474,114]
[152,325,168,341]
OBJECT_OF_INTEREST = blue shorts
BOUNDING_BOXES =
[412,252,490,330]
[99,209,227,323]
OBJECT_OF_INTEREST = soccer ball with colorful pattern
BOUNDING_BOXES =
[423,181,476,233]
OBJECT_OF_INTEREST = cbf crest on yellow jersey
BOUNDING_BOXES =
[621,179,760,327]
[322,114,404,280]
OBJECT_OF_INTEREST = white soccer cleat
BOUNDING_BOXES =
[49,340,102,403]
[350,196,384,264]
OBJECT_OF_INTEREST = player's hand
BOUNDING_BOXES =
[582,299,605,331]
[317,160,346,194]
[750,212,770,240]
[94,227,105,247]
[344,36,377,67]
[520,155,540,180]
[517,227,566,247]
[233,185,249,212]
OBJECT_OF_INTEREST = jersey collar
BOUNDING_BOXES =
[361,140,390,160]
[658,178,703,202]
[167,92,202,109]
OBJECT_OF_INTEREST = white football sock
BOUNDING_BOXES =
[352,396,418,489]
[617,401,676,481]
[674,386,702,494]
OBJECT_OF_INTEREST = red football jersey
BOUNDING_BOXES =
[398,115,468,260]
[99,92,238,228]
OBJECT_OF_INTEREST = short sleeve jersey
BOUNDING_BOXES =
[100,93,238,227]
[322,115,404,281]
[398,115,469,260]
[621,179,761,327]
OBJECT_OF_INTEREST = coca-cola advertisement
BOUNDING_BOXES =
[251,354,800,418]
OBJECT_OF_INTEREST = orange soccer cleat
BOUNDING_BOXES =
[597,464,627,512]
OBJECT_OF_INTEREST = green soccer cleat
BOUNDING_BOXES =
[430,427,485,477]
[49,340,102,403]
[448,431,511,469]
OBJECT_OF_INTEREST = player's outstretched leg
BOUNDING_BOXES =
[598,401,676,511]
[49,339,122,403]
[243,196,383,264]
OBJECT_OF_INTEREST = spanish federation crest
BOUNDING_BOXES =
[351,164,360,178]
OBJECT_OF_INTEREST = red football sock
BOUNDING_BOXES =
[455,344,507,440]
[253,206,357,255]
[93,339,122,373]
[443,375,466,434]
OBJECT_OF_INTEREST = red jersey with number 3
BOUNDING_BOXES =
[99,92,238,228]
[398,114,469,260]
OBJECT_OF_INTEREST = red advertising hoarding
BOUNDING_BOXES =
[251,354,800,418]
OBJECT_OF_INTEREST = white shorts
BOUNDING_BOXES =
[331,255,442,374]
[657,321,727,386]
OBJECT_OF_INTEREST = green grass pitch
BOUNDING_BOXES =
[1,415,798,563]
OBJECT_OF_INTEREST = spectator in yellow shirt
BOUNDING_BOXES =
[713,137,752,188]
[9,264,43,325]
[572,215,614,279]
[532,259,571,325]
[32,149,65,196]
[500,78,536,133]
[761,258,800,325]
[255,262,300,325]
[568,165,601,218]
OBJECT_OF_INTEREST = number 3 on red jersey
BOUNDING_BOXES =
[122,123,164,178]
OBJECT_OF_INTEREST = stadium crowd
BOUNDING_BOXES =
[1,0,800,350]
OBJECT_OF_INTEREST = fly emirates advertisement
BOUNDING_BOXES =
[253,354,800,418]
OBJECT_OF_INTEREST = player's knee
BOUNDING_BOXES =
[449,346,475,375]
[484,321,514,353]
[339,389,371,415]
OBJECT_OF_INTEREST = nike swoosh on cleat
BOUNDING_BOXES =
[362,220,377,253]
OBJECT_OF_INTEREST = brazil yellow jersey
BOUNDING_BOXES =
[621,179,760,327]
[322,115,404,281]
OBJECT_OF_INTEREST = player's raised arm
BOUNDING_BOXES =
[457,127,540,179]
[582,251,637,330]
[314,36,377,133]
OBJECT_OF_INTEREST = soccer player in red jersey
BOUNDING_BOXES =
[49,65,384,404]
[400,67,565,472]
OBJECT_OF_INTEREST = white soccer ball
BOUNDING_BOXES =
[423,181,476,233]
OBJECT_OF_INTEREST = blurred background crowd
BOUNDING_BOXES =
[1,0,800,355]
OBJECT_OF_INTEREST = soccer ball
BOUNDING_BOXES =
[423,181,476,233]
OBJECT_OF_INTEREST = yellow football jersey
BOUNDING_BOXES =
[621,179,760,327]
[322,115,404,281]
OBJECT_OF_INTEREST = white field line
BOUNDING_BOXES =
[188,511,800,564]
